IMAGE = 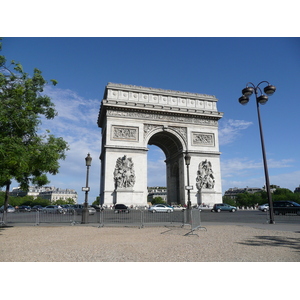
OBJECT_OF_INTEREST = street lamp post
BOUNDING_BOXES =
[184,152,192,224]
[184,152,192,208]
[238,81,276,224]
[81,153,92,224]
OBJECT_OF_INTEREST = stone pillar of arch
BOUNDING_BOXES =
[97,83,223,207]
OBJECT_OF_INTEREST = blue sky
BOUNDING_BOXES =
[2,37,300,202]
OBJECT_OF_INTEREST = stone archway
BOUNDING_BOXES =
[97,83,223,207]
[147,130,185,205]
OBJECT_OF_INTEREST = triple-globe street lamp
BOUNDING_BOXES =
[238,81,276,224]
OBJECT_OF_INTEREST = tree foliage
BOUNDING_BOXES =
[0,39,69,212]
[0,192,51,207]
[53,198,76,205]
[223,188,300,208]
[273,188,300,202]
[151,196,166,205]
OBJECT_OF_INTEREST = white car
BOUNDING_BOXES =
[0,205,16,213]
[149,204,174,213]
[258,203,269,212]
[172,205,186,211]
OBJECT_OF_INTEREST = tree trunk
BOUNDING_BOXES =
[3,181,11,224]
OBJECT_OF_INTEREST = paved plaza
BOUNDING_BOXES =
[1,223,299,262]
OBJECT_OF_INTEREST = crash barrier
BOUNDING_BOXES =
[0,210,76,225]
[98,209,186,228]
[182,209,207,236]
[0,209,204,231]
[266,208,300,223]
[99,209,143,227]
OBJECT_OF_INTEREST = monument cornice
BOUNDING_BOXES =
[98,103,222,127]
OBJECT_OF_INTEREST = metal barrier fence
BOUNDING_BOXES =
[0,209,195,229]
[100,209,143,227]
[98,209,186,228]
[0,210,76,225]
[183,209,207,236]
[266,208,300,224]
[2,208,300,228]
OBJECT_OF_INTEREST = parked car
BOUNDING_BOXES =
[149,204,174,213]
[211,203,237,212]
[172,205,186,211]
[0,205,16,213]
[42,205,67,214]
[17,205,31,212]
[71,204,96,215]
[273,201,300,215]
[258,203,269,212]
[32,205,44,211]
[91,205,103,211]
[114,204,130,213]
[61,204,74,213]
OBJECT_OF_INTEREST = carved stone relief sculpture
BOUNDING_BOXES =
[112,126,138,141]
[192,132,214,146]
[196,159,215,190]
[113,155,136,188]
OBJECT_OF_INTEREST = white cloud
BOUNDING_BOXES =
[222,170,300,193]
[267,158,294,168]
[219,119,253,145]
[43,86,100,124]
[221,157,262,179]
[221,157,298,192]
[269,171,300,191]
[221,157,295,178]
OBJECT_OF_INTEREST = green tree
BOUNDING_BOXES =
[53,198,76,205]
[0,39,69,216]
[235,191,264,208]
[29,197,51,207]
[92,196,101,206]
[272,188,300,203]
[222,196,236,206]
[151,196,166,205]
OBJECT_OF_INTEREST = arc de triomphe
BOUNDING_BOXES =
[97,83,223,207]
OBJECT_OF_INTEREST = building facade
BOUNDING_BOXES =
[224,187,264,199]
[294,185,300,193]
[10,186,78,203]
[224,186,280,199]
[147,187,167,203]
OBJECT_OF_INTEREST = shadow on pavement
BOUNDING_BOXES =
[238,235,300,253]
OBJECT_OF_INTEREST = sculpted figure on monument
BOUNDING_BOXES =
[113,155,136,188]
[196,159,215,190]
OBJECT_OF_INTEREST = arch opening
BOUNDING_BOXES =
[147,131,185,206]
